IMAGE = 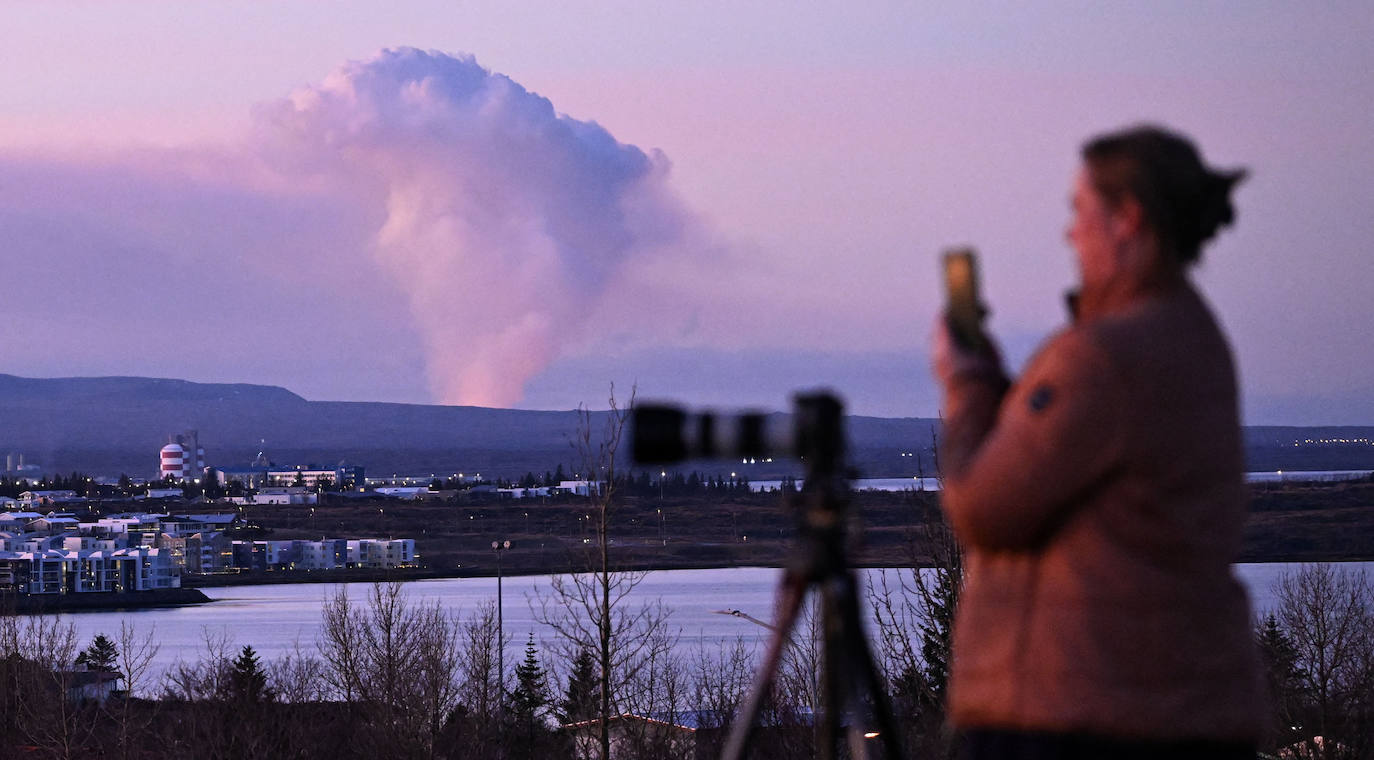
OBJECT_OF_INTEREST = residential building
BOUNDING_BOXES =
[18,491,82,507]
[0,511,44,531]
[0,548,178,594]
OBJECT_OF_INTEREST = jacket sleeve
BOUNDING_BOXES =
[940,329,1128,552]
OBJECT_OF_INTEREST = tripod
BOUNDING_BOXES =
[720,393,903,760]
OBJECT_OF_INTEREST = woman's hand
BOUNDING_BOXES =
[932,314,1005,389]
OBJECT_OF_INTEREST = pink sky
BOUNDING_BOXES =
[1,3,1371,423]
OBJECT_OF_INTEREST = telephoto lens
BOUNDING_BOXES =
[631,404,791,465]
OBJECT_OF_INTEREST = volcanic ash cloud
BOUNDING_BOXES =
[260,48,688,407]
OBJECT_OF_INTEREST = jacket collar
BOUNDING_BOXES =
[1067,267,1187,324]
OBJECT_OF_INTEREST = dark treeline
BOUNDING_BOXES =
[0,473,196,501]
[1,473,109,500]
[436,467,766,499]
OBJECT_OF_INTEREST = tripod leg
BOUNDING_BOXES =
[818,579,849,760]
[719,571,809,760]
[832,570,906,760]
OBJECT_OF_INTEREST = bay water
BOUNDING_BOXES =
[53,563,1370,694]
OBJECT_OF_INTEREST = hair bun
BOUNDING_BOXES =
[1197,168,1247,242]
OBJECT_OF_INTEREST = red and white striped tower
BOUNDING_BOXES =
[160,443,187,480]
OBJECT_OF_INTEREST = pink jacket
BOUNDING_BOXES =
[939,277,1264,742]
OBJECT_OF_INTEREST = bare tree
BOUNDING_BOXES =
[1272,563,1374,760]
[453,598,505,758]
[536,384,677,760]
[162,627,233,702]
[690,638,758,756]
[111,621,160,760]
[0,611,99,759]
[157,627,238,760]
[268,638,327,704]
[320,586,365,702]
[318,582,463,759]
[616,622,689,760]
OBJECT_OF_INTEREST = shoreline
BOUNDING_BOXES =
[2,586,211,614]
[8,554,1370,613]
[185,551,1374,588]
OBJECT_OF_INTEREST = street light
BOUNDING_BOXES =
[492,539,512,696]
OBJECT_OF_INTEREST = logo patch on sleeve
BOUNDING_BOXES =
[1028,384,1055,412]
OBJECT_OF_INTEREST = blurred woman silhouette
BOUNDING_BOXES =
[934,125,1261,760]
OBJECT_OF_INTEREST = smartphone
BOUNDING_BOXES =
[942,247,987,350]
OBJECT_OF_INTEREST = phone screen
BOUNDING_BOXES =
[943,248,984,349]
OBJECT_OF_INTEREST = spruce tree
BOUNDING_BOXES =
[76,634,119,672]
[226,645,273,704]
[558,647,599,724]
[510,635,551,717]
[506,635,553,754]
[1256,613,1304,748]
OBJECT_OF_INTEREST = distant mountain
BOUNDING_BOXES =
[0,374,305,404]
[0,375,1370,478]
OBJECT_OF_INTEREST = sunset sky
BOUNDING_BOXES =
[2,2,1371,423]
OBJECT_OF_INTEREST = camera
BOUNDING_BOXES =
[631,392,844,469]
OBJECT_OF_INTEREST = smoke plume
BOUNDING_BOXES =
[258,48,690,406]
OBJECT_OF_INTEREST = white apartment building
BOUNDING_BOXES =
[0,548,178,594]
[346,538,416,568]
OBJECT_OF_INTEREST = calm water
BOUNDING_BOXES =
[752,471,1373,492]
[54,562,1371,694]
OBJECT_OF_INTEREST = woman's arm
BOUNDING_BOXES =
[937,326,1128,552]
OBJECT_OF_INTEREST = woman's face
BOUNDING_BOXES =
[1066,166,1118,287]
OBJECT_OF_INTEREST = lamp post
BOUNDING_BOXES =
[492,539,511,694]
[659,470,665,501]
[657,507,665,546]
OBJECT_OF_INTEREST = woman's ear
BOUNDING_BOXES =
[1109,195,1144,243]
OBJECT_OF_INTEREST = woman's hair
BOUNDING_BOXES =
[1082,125,1246,265]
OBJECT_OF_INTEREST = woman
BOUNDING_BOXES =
[934,126,1262,759]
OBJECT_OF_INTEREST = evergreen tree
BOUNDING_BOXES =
[1257,613,1300,685]
[76,634,119,672]
[225,645,273,704]
[202,469,223,499]
[1256,613,1304,749]
[510,635,551,718]
[507,635,554,754]
[558,647,599,724]
[918,563,958,704]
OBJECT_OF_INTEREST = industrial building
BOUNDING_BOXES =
[158,430,205,481]
[265,465,366,490]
